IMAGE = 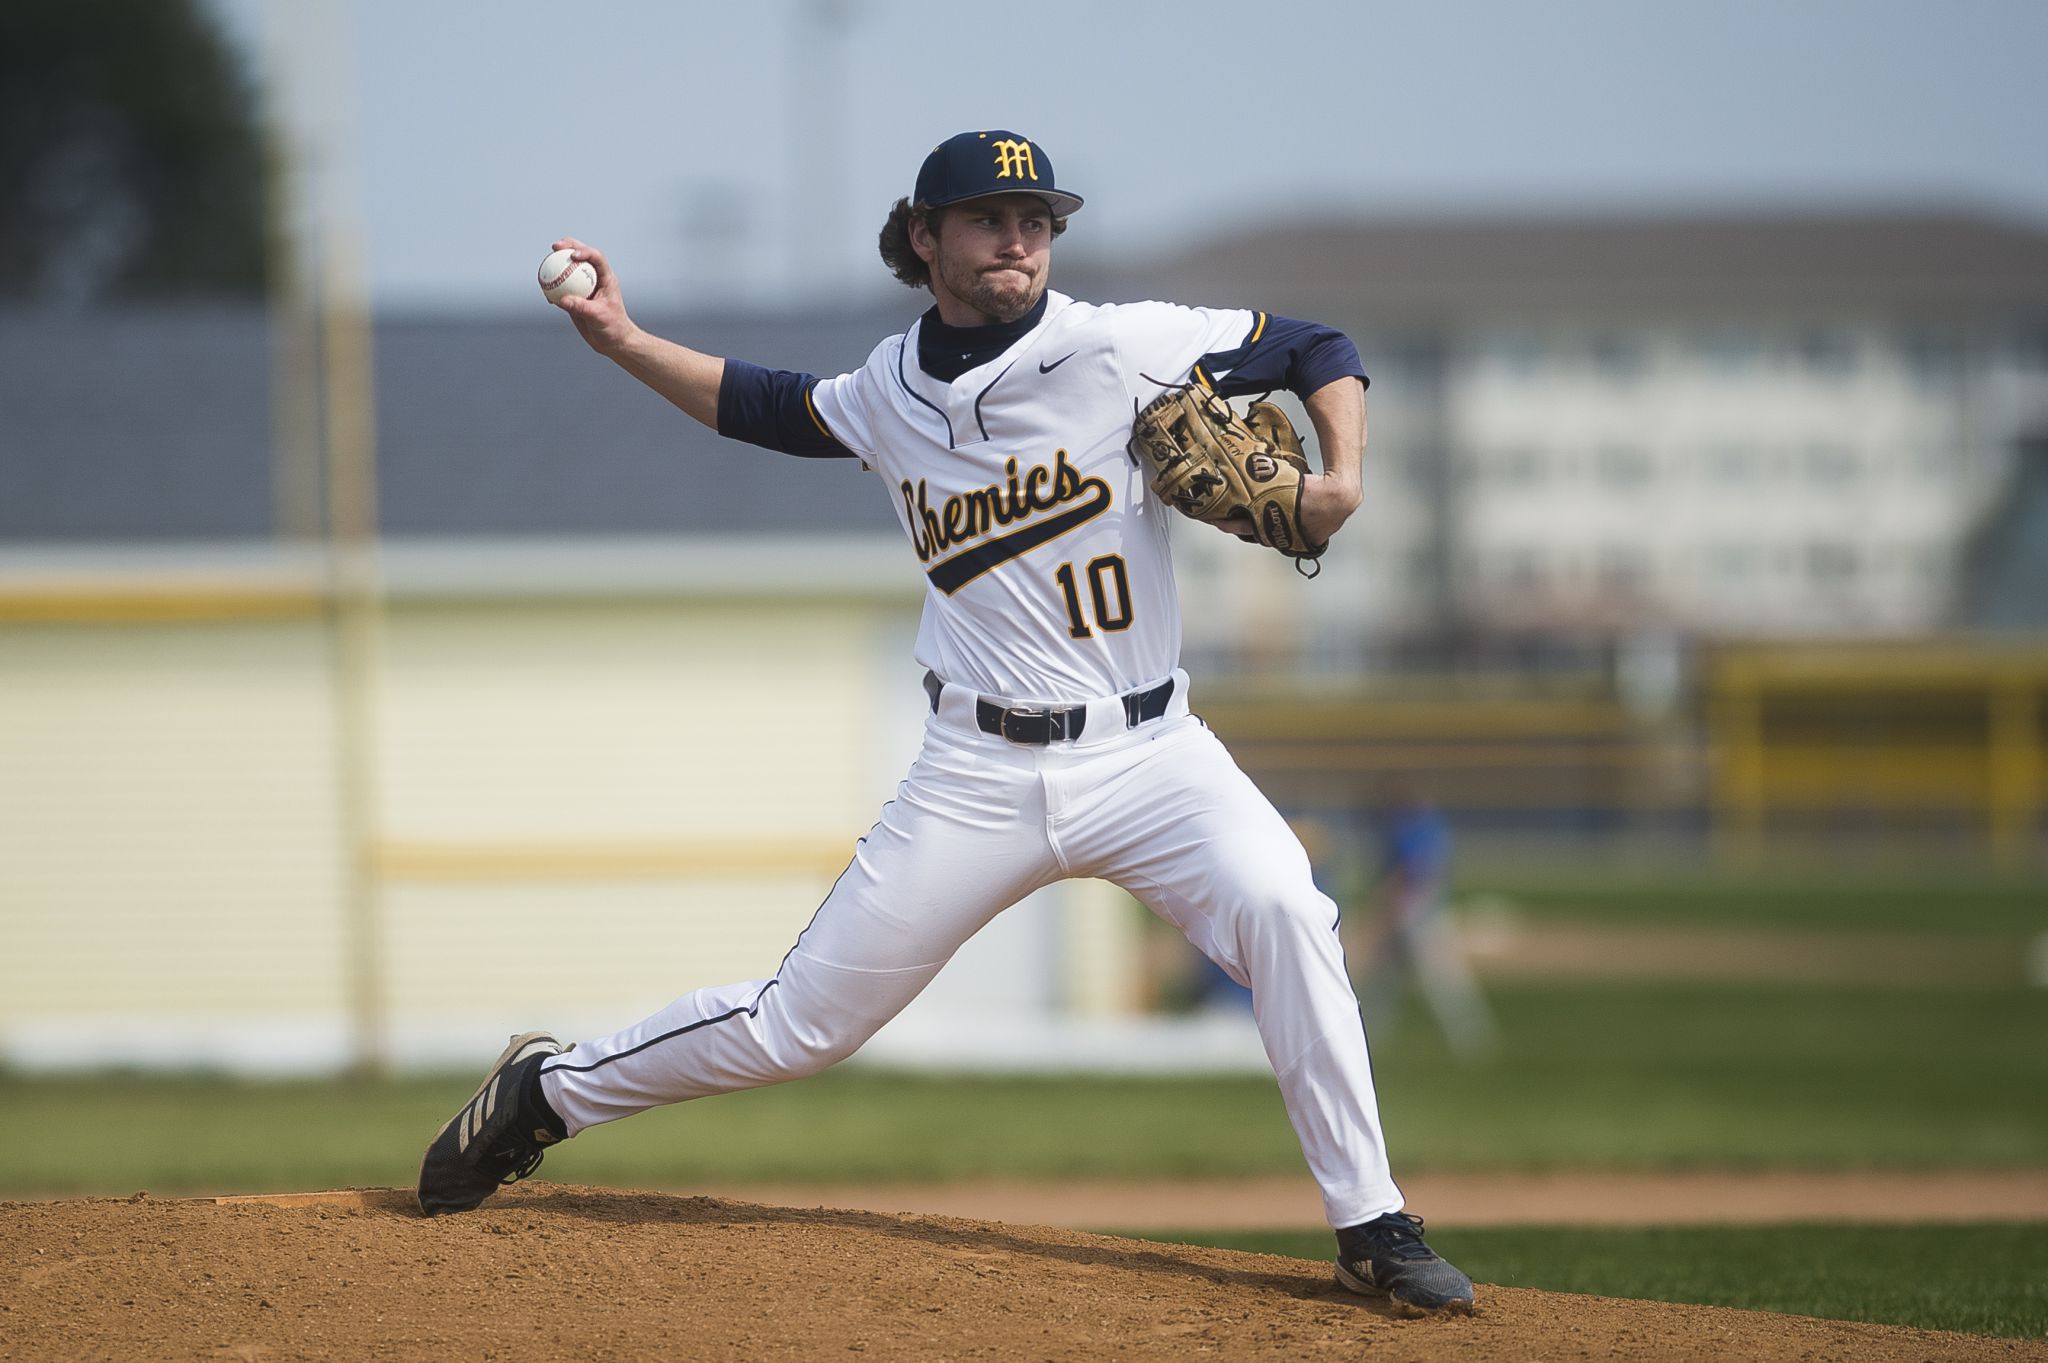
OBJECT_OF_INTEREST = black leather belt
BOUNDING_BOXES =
[923,671,1175,745]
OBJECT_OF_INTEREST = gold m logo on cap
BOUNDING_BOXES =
[991,139,1038,181]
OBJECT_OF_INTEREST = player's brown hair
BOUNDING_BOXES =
[877,196,1069,291]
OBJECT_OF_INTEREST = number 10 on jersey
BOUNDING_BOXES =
[1055,554,1133,638]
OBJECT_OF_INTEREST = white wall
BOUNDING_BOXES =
[0,560,1196,1074]
[0,585,917,1070]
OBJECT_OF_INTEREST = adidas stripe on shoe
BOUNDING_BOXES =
[1334,1210,1476,1313]
[417,1031,570,1217]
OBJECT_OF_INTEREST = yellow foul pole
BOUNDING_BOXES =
[265,0,389,1076]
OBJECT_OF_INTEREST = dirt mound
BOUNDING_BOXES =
[1,1185,2035,1362]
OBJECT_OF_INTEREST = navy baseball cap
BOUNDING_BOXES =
[914,130,1084,217]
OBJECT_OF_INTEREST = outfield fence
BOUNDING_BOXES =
[3,564,2042,1074]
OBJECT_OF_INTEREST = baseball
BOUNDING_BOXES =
[538,248,597,304]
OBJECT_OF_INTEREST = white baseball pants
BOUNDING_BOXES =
[539,672,1405,1229]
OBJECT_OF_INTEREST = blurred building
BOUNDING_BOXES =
[10,209,2047,663]
[1099,210,2048,668]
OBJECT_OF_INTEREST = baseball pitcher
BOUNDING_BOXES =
[417,129,1476,1314]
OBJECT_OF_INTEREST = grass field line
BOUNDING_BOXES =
[1459,916,2035,986]
[174,1169,2048,1230]
[685,1169,2048,1229]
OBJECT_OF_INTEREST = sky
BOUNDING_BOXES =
[209,0,2048,314]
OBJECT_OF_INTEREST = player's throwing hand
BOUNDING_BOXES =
[548,237,638,358]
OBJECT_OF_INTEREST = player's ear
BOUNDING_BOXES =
[909,208,940,265]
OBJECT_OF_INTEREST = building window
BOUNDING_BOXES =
[1596,444,1652,488]
[1597,546,1651,591]
[1803,442,1859,485]
[1495,445,1544,486]
[1501,547,1547,588]
[1482,330,1546,378]
[1401,449,1440,491]
[1588,333,1648,382]
[1902,327,1965,387]
[1797,328,1858,377]
[1693,327,1764,371]
[1806,541,1859,585]
[1707,544,1759,583]
[1704,442,1762,483]
[1911,444,1954,481]
[2011,328,2048,372]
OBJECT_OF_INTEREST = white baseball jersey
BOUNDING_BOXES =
[808,291,1258,704]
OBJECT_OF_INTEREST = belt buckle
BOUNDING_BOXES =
[1000,705,1056,745]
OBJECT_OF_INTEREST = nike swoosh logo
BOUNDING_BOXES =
[1038,352,1078,374]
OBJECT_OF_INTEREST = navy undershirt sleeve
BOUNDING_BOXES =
[1197,314,1369,401]
[715,358,857,459]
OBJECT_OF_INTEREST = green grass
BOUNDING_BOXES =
[0,1068,1301,1197]
[1456,869,2047,936]
[1367,981,2048,1169]
[1143,1223,2048,1341]
[4,980,2044,1195]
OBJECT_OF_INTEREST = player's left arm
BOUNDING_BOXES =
[1201,313,1369,545]
[1298,375,1366,546]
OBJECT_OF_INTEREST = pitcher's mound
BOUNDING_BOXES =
[1,1184,2029,1361]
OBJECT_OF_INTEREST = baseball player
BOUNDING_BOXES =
[419,130,1475,1314]
[1359,788,1498,1060]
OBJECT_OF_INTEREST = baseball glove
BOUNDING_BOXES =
[1129,380,1329,571]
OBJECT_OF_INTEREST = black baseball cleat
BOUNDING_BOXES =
[417,1031,572,1216]
[1334,1210,1476,1313]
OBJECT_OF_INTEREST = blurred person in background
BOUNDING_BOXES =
[1352,785,1497,1061]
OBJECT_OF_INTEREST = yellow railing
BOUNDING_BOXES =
[1199,690,1702,814]
[1707,642,2048,865]
[369,839,857,882]
[0,583,328,624]
[1205,643,2048,863]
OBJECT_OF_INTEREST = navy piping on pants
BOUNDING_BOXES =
[536,801,898,1079]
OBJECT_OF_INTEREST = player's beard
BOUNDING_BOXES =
[936,250,1044,325]
[969,265,1042,323]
